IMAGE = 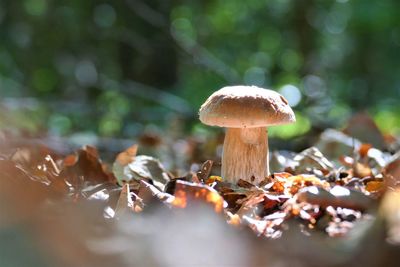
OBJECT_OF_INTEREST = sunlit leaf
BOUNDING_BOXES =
[365,181,384,193]
[172,180,226,213]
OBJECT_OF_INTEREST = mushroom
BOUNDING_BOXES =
[199,85,295,184]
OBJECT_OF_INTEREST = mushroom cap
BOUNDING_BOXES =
[199,85,296,128]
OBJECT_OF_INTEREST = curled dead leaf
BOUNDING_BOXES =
[172,180,226,213]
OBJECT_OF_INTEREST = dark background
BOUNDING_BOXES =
[0,0,399,141]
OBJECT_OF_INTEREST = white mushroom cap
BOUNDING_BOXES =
[199,85,296,128]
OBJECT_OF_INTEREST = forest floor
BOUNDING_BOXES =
[0,113,399,267]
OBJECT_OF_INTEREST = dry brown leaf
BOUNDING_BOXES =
[197,160,213,182]
[115,144,138,166]
[114,184,134,218]
[61,145,116,185]
[365,181,384,193]
[172,180,225,213]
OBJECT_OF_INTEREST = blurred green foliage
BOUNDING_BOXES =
[0,0,399,138]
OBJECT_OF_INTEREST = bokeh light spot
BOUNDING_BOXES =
[244,67,265,86]
[171,18,196,47]
[75,60,98,86]
[303,75,326,98]
[279,84,302,107]
[374,110,400,134]
[32,68,58,93]
[93,4,116,28]
[99,115,122,136]
[10,23,31,48]
[49,114,72,135]
[24,0,47,16]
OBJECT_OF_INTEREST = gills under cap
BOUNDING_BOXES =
[199,85,296,128]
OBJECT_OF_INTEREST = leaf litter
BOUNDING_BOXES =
[1,116,400,267]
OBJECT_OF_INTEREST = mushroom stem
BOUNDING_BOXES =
[221,127,269,184]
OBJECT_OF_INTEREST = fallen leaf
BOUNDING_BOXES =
[316,128,362,159]
[114,184,135,218]
[137,180,173,207]
[365,181,384,193]
[293,147,335,174]
[383,156,400,189]
[296,186,375,211]
[61,145,116,186]
[343,111,386,150]
[115,144,138,166]
[113,154,170,190]
[0,159,52,226]
[172,180,226,213]
[237,178,255,189]
[197,160,213,182]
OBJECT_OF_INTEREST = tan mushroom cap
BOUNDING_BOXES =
[199,85,296,128]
